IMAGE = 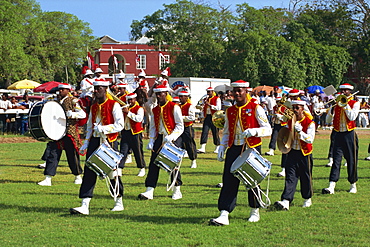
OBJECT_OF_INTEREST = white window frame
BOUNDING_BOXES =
[159,54,170,69]
[136,55,146,69]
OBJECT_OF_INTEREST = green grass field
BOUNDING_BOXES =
[1,129,370,246]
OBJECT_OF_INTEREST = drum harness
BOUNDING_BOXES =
[240,144,271,209]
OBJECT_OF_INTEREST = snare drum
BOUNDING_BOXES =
[86,142,123,179]
[154,142,186,172]
[230,148,271,188]
[28,101,67,141]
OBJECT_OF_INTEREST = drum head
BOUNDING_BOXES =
[41,101,66,140]
[277,127,293,154]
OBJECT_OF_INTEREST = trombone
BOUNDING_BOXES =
[325,91,359,113]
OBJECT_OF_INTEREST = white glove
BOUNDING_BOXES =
[164,134,175,143]
[79,140,89,155]
[294,122,303,133]
[147,139,155,151]
[93,123,104,133]
[217,145,226,162]
[66,110,73,118]
[108,168,122,179]
[242,129,257,138]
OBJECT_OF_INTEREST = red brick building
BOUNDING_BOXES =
[94,35,170,85]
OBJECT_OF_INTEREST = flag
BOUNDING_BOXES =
[136,54,140,67]
[87,52,95,69]
[111,46,118,69]
[164,66,171,76]
[159,52,168,63]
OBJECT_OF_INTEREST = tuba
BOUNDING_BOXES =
[107,87,127,107]
[212,110,225,128]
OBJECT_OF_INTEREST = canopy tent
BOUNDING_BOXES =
[34,81,63,93]
[7,79,40,90]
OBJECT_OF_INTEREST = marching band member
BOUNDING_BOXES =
[210,80,272,226]
[178,90,198,168]
[80,69,94,100]
[197,86,221,154]
[138,85,184,200]
[70,79,124,215]
[274,100,315,210]
[38,83,86,186]
[116,81,129,101]
[94,67,104,79]
[265,96,287,157]
[120,93,146,177]
[136,69,149,91]
[322,83,360,194]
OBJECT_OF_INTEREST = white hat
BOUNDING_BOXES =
[172,97,180,102]
[93,78,110,86]
[126,93,137,99]
[85,69,94,76]
[161,70,168,76]
[315,89,320,93]
[291,100,306,106]
[339,83,354,90]
[153,84,169,92]
[138,69,146,77]
[58,83,71,90]
[116,82,128,88]
[206,87,214,91]
[247,87,253,92]
[231,80,250,87]
[95,68,103,73]
[289,89,300,96]
[178,90,190,96]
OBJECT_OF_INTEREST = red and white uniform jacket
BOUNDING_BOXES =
[221,99,271,148]
[326,98,359,132]
[180,102,196,127]
[203,95,221,116]
[124,102,144,135]
[150,100,184,141]
[287,116,315,156]
[86,98,124,143]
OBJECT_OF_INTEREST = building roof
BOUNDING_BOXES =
[99,35,153,45]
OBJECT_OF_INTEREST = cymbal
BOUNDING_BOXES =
[277,127,293,154]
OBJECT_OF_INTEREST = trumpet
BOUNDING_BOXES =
[107,87,127,107]
[196,95,208,110]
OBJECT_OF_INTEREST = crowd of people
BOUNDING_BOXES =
[3,67,366,225]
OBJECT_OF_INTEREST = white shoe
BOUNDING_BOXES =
[210,210,229,226]
[265,149,274,156]
[365,155,370,161]
[322,181,336,194]
[74,175,83,184]
[111,197,124,211]
[213,146,220,154]
[326,157,333,167]
[277,169,285,177]
[183,151,189,158]
[172,186,182,200]
[349,183,357,193]
[275,200,289,210]
[343,162,347,167]
[137,168,145,177]
[190,160,197,168]
[302,198,312,208]
[126,154,132,163]
[38,162,46,169]
[248,208,260,222]
[197,144,206,153]
[138,187,154,200]
[38,175,52,186]
[216,183,223,188]
[70,198,90,215]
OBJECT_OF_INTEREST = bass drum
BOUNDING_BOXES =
[28,101,67,141]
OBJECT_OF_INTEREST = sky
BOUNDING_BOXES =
[36,0,291,41]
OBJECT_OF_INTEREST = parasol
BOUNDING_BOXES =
[34,81,63,93]
[7,79,40,89]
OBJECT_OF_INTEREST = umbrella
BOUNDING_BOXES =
[34,81,63,93]
[253,85,274,94]
[214,84,232,93]
[7,79,41,89]
[279,86,293,94]
[307,85,324,94]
